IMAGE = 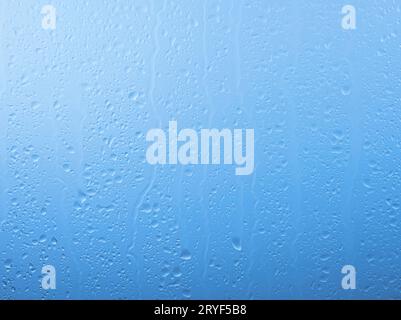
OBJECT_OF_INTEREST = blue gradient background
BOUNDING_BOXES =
[1,1,401,300]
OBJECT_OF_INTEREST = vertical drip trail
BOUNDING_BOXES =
[128,0,165,299]
[199,0,213,289]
